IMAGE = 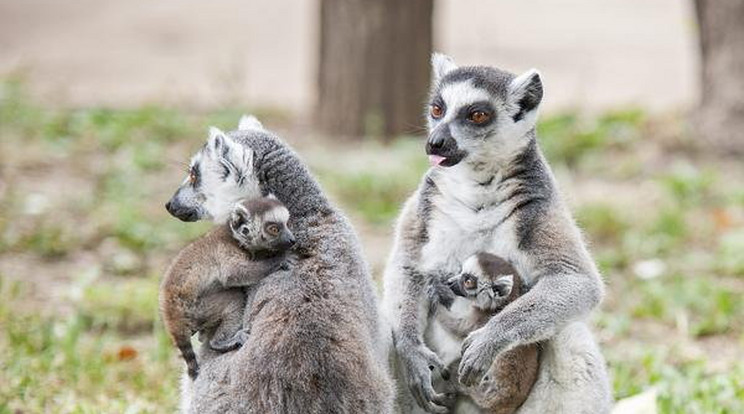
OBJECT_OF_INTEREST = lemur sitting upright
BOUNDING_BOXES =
[427,253,538,414]
[160,196,295,379]
[382,53,611,414]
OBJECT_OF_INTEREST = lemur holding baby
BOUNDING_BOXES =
[382,54,612,413]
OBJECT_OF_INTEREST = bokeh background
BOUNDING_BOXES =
[1,1,742,413]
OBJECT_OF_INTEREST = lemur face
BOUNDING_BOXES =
[425,54,544,168]
[446,253,516,311]
[166,127,260,224]
[229,196,295,256]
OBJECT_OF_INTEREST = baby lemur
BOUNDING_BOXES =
[428,253,539,414]
[160,196,295,379]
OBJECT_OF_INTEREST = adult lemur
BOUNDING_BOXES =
[166,117,393,413]
[381,55,611,413]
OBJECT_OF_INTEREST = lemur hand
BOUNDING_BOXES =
[458,326,505,387]
[398,339,454,413]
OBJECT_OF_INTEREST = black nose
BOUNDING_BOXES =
[426,135,445,153]
[165,201,172,212]
[287,235,297,246]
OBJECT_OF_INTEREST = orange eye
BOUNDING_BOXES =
[430,104,444,119]
[469,111,490,124]
[265,223,280,236]
[463,277,477,290]
[188,171,196,184]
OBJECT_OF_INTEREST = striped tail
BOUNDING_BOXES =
[177,340,199,379]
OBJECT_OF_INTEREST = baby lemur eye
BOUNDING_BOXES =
[241,227,250,236]
[463,275,477,290]
[468,110,491,124]
[430,104,444,119]
[265,223,280,236]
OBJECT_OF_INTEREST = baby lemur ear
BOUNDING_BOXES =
[229,203,250,229]
[431,52,458,84]
[509,69,543,122]
[492,274,515,298]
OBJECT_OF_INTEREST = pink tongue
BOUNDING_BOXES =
[428,155,446,166]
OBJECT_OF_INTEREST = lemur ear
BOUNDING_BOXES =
[230,203,250,228]
[208,126,229,155]
[509,69,543,122]
[431,53,458,84]
[492,274,514,297]
[238,114,264,131]
[208,126,254,173]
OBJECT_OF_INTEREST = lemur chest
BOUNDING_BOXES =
[419,195,517,272]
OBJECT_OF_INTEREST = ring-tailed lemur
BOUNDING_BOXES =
[428,253,538,414]
[160,196,294,379]
[166,118,393,413]
[381,54,611,414]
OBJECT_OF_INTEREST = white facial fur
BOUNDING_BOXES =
[188,127,260,223]
[428,54,544,171]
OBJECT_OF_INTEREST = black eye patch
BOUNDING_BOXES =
[456,101,495,126]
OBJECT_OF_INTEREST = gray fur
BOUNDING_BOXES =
[167,122,393,413]
[381,54,611,413]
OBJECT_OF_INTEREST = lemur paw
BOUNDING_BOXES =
[399,341,453,413]
[458,330,501,387]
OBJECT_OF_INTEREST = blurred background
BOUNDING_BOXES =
[0,0,742,413]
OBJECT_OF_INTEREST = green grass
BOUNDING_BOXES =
[1,79,743,412]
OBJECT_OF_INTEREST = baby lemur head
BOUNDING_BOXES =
[447,253,519,312]
[229,196,295,257]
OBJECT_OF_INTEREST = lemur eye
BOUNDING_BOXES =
[241,227,250,236]
[188,170,197,185]
[468,110,490,124]
[463,276,477,290]
[265,223,280,236]
[430,104,444,119]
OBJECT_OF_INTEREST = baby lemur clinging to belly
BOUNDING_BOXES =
[427,253,539,414]
[160,196,295,379]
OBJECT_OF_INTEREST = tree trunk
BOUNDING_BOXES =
[316,0,433,141]
[694,0,744,154]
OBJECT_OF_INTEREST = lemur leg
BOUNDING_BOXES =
[211,287,257,352]
[208,290,247,352]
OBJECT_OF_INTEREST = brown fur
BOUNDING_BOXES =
[159,224,284,379]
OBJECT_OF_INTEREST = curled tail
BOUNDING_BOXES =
[176,337,199,379]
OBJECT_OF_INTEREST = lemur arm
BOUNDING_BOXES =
[382,196,453,414]
[220,254,285,288]
[458,233,603,386]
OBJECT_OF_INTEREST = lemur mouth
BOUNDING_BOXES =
[428,155,446,166]
[428,152,466,168]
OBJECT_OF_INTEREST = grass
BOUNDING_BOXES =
[1,80,743,412]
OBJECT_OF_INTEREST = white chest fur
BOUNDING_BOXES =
[419,188,521,274]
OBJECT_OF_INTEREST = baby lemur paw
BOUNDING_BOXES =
[209,329,249,353]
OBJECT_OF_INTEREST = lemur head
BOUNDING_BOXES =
[229,195,295,256]
[425,53,543,169]
[166,118,265,224]
[446,253,519,312]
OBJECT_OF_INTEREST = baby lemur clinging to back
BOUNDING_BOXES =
[160,196,295,379]
[428,253,539,414]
